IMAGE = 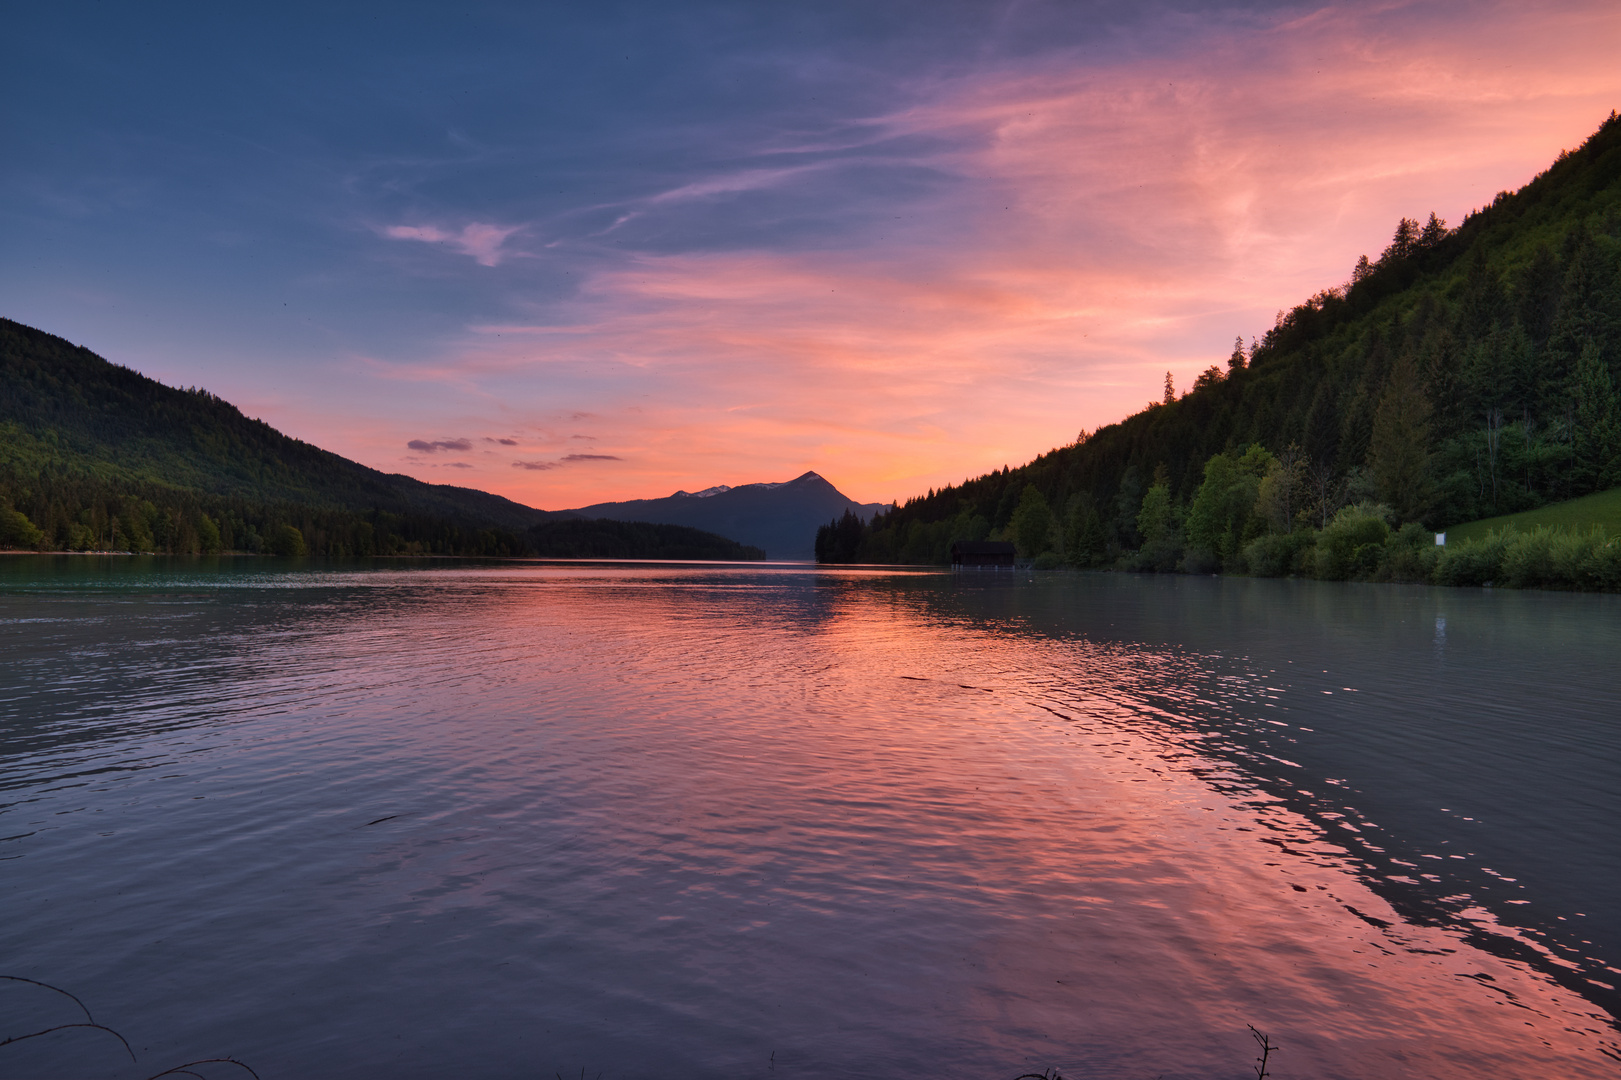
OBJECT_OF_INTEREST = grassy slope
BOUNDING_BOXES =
[1447,486,1621,542]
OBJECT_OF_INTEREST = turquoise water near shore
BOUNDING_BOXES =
[1,557,1617,1078]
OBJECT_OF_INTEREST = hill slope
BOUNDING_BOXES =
[567,472,888,559]
[823,111,1621,572]
[0,321,756,560]
[0,319,551,533]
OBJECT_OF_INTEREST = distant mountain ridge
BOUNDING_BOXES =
[565,472,889,559]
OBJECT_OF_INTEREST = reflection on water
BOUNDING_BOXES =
[1,556,1617,1079]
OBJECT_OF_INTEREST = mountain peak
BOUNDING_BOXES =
[671,471,827,499]
[565,470,887,558]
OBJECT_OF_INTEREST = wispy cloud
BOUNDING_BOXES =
[407,437,473,452]
[383,223,524,266]
[512,453,622,471]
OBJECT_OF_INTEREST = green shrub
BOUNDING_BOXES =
[1550,528,1619,590]
[268,523,308,557]
[1242,531,1311,577]
[1033,551,1064,570]
[1590,535,1621,591]
[1377,521,1440,582]
[1501,527,1560,589]
[1436,529,1513,585]
[1311,503,1391,580]
[1494,526,1621,590]
[0,506,45,550]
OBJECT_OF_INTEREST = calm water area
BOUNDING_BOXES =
[1,557,1617,1079]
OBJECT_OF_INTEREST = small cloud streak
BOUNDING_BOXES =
[407,438,473,452]
[384,223,524,266]
[511,453,622,472]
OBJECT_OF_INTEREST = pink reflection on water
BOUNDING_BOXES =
[8,562,1612,1078]
[317,564,1616,1077]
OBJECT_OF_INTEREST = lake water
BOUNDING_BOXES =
[1,557,1617,1079]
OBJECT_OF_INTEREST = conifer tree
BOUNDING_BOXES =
[1370,351,1436,522]
[1572,341,1621,492]
[1228,336,1247,373]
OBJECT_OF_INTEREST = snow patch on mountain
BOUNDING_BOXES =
[672,472,825,499]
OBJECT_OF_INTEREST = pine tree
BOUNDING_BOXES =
[1572,341,1621,493]
[1369,351,1436,522]
[1228,335,1247,373]
[1383,217,1421,262]
[1418,212,1448,248]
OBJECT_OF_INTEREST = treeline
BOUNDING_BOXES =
[0,461,768,560]
[819,111,1621,589]
[0,466,526,556]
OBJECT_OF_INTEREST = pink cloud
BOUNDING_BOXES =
[383,222,524,266]
[407,437,473,453]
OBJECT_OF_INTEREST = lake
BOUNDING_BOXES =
[1,557,1617,1079]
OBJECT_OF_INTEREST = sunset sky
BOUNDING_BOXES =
[6,1,1620,507]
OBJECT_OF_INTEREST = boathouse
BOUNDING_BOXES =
[949,540,1017,569]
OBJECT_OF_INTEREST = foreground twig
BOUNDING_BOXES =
[0,975,97,1024]
[4,974,257,1078]
[0,1022,138,1062]
[1249,1024,1277,1079]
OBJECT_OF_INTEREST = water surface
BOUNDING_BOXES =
[1,558,1617,1078]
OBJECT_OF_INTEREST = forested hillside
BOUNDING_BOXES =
[820,111,1621,588]
[0,320,757,560]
